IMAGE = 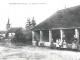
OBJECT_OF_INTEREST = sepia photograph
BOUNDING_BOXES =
[0,0,80,60]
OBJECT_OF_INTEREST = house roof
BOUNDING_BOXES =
[8,27,22,33]
[0,31,6,34]
[8,27,27,34]
[32,5,80,30]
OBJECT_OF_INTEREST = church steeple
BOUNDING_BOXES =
[7,18,10,24]
[6,17,11,31]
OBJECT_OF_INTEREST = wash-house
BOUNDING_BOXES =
[32,5,80,50]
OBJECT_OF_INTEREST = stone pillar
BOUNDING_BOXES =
[32,31,35,45]
[39,30,44,46]
[40,31,43,42]
[49,30,52,42]
[60,29,64,42]
[75,29,79,44]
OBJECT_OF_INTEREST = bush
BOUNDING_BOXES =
[11,28,27,43]
[25,28,32,42]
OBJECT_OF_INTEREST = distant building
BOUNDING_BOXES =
[6,18,11,31]
[6,18,23,38]
[0,18,11,39]
[8,27,22,38]
[0,31,6,39]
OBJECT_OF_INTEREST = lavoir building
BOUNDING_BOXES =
[32,5,80,50]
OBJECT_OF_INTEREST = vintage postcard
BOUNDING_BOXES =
[0,0,80,60]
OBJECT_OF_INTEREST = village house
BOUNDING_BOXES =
[6,18,23,38]
[8,27,22,38]
[32,5,80,50]
[0,31,6,39]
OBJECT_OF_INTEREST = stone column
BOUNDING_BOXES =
[49,30,52,42]
[40,30,43,42]
[39,30,44,46]
[60,29,64,42]
[75,29,79,44]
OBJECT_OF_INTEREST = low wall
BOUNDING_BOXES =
[32,41,37,46]
[78,45,80,50]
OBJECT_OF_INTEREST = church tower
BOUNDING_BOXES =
[6,18,11,31]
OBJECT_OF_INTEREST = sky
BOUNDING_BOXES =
[0,0,80,31]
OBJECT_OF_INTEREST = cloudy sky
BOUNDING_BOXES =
[0,0,80,30]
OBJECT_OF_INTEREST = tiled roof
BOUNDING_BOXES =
[8,27,27,34]
[32,5,80,30]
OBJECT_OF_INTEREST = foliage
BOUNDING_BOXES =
[26,18,31,27]
[5,32,9,38]
[31,17,36,27]
[25,17,36,29]
[12,28,26,43]
[25,29,32,43]
[12,17,36,44]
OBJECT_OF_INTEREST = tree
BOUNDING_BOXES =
[26,18,31,26]
[25,18,32,29]
[5,33,8,38]
[25,17,37,29]
[12,28,26,43]
[31,17,36,27]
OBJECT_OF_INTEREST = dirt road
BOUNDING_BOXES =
[0,45,80,60]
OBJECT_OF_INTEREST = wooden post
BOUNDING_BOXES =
[49,30,52,42]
